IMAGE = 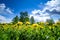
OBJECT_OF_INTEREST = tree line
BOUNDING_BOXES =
[12,11,35,24]
[12,11,60,25]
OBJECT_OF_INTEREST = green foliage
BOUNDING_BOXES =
[46,19,54,25]
[0,22,60,40]
[12,16,19,24]
[58,19,60,21]
[30,16,35,24]
[19,11,29,23]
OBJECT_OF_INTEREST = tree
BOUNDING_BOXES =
[12,15,19,24]
[30,16,35,24]
[58,19,60,21]
[19,11,29,23]
[46,19,54,25]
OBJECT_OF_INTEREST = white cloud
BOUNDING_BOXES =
[0,3,6,8]
[0,15,12,23]
[45,0,60,21]
[45,0,60,12]
[0,15,6,22]
[30,0,60,22]
[6,8,14,14]
[31,9,41,15]
[46,0,60,7]
[0,3,14,23]
[30,10,51,22]
[34,15,50,22]
[0,3,14,14]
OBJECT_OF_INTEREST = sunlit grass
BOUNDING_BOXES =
[0,22,60,40]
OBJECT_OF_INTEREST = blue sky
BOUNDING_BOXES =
[0,0,51,13]
[0,0,60,23]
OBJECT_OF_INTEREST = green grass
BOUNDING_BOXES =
[0,22,60,40]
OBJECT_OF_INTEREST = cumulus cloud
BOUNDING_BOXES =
[45,0,60,21]
[0,3,14,14]
[0,3,14,23]
[0,15,6,22]
[0,15,12,23]
[30,9,51,22]
[45,9,60,15]
[44,0,60,13]
[30,0,60,22]
[31,9,41,15]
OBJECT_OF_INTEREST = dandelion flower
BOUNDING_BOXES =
[32,24,38,27]
[26,22,30,25]
[17,22,23,25]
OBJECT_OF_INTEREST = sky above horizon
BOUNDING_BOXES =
[0,0,60,23]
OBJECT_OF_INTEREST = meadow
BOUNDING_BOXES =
[0,22,60,40]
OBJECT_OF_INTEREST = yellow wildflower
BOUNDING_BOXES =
[56,21,60,24]
[26,22,30,25]
[32,24,38,27]
[12,24,18,29]
[49,26,55,29]
[17,22,23,25]
[53,24,56,27]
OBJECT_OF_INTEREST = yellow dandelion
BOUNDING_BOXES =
[32,24,38,27]
[49,26,55,29]
[12,25,18,29]
[26,22,30,25]
[53,24,56,27]
[17,22,23,25]
[31,26,35,29]
[56,21,60,24]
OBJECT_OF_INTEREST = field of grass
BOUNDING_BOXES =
[0,22,60,40]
